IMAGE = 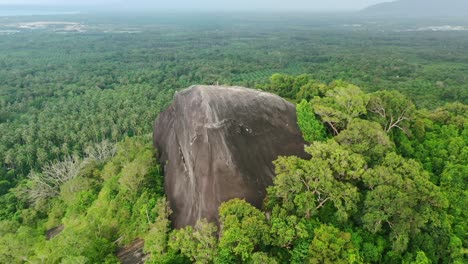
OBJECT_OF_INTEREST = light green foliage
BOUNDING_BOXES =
[0,137,166,262]
[312,101,347,135]
[250,252,278,264]
[144,199,190,264]
[0,226,44,264]
[60,256,90,264]
[362,153,448,253]
[312,82,369,134]
[410,251,431,264]
[328,82,369,123]
[448,236,466,264]
[81,137,164,244]
[428,103,467,129]
[0,84,462,263]
[59,177,97,215]
[296,99,327,142]
[119,148,157,194]
[273,219,318,264]
[335,119,394,164]
[169,219,218,264]
[367,90,415,134]
[218,199,270,262]
[101,161,121,181]
[268,206,311,248]
[308,224,362,264]
[268,140,365,221]
[144,199,172,260]
[32,217,118,263]
[44,199,66,229]
[0,219,19,236]
[12,141,114,217]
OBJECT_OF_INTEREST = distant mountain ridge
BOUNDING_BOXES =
[362,0,468,17]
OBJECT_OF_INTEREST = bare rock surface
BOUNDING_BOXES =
[46,225,64,240]
[116,238,147,264]
[154,85,307,228]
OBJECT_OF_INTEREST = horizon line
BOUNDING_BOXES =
[0,4,366,12]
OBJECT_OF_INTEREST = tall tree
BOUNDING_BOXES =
[367,90,415,134]
[362,153,448,253]
[313,83,369,135]
[335,119,394,164]
[218,199,270,263]
[169,219,218,264]
[267,140,366,222]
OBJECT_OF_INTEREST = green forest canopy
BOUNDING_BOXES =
[1,75,466,263]
[0,15,467,263]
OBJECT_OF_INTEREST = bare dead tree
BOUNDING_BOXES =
[26,155,83,207]
[84,140,117,162]
[26,171,60,206]
[368,100,413,134]
[23,140,116,207]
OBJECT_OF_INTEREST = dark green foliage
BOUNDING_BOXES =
[362,153,448,254]
[168,199,274,264]
[335,119,394,164]
[440,165,467,239]
[259,74,314,100]
[260,77,465,263]
[296,99,328,143]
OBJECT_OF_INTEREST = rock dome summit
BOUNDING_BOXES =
[153,85,307,228]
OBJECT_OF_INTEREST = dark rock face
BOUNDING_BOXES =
[46,225,64,240]
[154,85,307,228]
[116,239,147,264]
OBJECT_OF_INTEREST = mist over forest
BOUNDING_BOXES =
[0,0,389,11]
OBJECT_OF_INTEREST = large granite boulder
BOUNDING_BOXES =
[153,85,307,228]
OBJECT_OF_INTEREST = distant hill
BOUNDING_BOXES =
[361,0,468,17]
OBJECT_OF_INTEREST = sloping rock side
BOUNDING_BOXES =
[154,85,307,228]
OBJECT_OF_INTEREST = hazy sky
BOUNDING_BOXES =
[0,0,394,11]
